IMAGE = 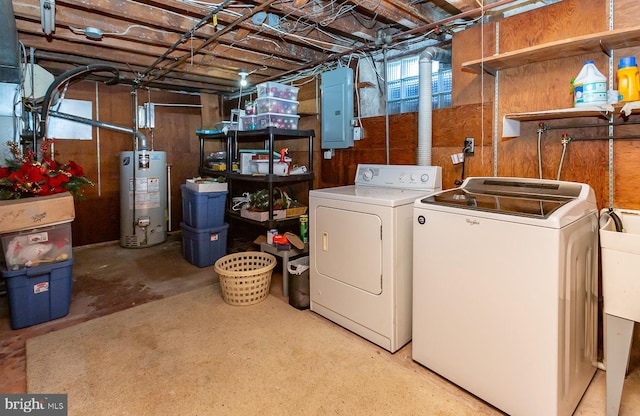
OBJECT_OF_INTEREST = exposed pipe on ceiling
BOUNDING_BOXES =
[417,47,451,166]
[257,0,522,84]
[39,64,120,141]
[136,0,235,84]
[47,110,149,150]
[137,0,280,88]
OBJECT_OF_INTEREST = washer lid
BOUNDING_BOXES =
[417,177,595,222]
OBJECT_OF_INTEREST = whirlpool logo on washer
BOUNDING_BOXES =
[465,218,480,226]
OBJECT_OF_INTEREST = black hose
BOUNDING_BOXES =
[39,64,119,139]
[609,208,623,232]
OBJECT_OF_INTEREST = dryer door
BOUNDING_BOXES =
[314,206,382,294]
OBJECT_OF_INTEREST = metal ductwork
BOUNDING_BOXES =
[417,47,452,166]
[40,64,120,139]
[0,2,21,84]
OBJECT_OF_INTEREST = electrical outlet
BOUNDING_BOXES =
[353,126,363,140]
[464,137,474,156]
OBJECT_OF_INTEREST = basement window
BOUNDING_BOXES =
[386,55,452,115]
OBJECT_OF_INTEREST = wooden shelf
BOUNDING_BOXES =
[504,105,615,122]
[502,102,640,137]
[503,105,614,137]
[462,25,640,75]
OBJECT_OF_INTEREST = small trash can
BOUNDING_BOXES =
[287,256,309,310]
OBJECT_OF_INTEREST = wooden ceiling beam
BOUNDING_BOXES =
[259,0,381,42]
[34,55,237,93]
[42,62,225,94]
[15,18,290,79]
[54,0,328,62]
[335,0,432,30]
[17,33,248,84]
[14,0,323,65]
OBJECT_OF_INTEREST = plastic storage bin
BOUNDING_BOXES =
[255,113,299,130]
[256,82,299,100]
[287,256,309,310]
[3,258,74,329]
[255,97,299,115]
[240,115,258,131]
[251,157,292,175]
[1,221,73,270]
[181,222,229,267]
[181,184,227,229]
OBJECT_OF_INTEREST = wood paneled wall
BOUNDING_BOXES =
[52,81,201,246]
[54,0,640,246]
[322,0,640,215]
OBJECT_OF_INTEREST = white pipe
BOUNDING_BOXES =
[167,163,172,232]
[384,48,390,164]
[417,47,451,166]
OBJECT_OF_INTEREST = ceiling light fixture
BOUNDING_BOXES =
[238,70,249,87]
[40,0,55,35]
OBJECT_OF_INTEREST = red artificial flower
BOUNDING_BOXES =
[0,139,93,200]
[66,160,84,177]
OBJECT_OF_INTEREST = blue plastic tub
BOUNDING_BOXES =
[181,222,229,268]
[3,258,74,329]
[181,184,227,229]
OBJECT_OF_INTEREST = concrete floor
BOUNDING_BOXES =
[1,232,640,415]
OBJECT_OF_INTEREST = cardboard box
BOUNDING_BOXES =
[186,178,228,193]
[0,192,75,234]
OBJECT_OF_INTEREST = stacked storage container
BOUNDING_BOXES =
[180,184,229,267]
[0,193,76,329]
[240,82,300,130]
[1,221,74,329]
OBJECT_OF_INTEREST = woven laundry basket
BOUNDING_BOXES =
[214,251,276,305]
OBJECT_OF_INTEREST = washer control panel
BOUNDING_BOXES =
[355,164,442,190]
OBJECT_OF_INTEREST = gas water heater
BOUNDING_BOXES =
[119,150,167,248]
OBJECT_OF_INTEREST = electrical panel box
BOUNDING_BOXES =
[321,67,354,149]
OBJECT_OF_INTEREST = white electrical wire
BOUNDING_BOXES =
[68,24,175,38]
[261,23,352,53]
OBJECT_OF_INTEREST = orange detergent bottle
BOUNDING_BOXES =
[617,56,640,102]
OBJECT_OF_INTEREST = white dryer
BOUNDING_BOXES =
[309,164,442,353]
[412,177,598,416]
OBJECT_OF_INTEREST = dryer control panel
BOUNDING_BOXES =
[355,164,442,191]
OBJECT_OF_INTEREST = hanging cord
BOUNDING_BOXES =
[536,122,545,179]
[556,133,571,181]
[454,142,473,186]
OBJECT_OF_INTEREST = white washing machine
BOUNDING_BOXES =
[309,164,442,353]
[412,177,598,416]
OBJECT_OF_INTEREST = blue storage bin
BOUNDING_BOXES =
[181,222,229,268]
[2,258,73,329]
[181,184,227,229]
